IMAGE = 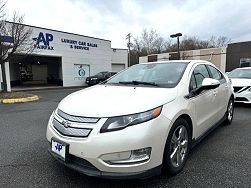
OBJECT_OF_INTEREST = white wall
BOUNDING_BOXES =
[0,62,11,91]
[6,62,10,91]
[111,49,128,69]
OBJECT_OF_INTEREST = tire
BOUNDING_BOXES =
[224,97,234,125]
[163,118,191,175]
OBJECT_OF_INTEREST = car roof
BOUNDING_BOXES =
[234,67,251,70]
[139,60,211,65]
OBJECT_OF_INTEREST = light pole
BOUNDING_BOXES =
[126,33,132,67]
[170,33,182,60]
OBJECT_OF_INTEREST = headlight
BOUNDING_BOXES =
[100,106,162,133]
[91,78,98,80]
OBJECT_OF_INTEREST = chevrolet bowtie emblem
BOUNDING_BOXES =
[62,120,71,128]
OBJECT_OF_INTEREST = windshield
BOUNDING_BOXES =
[106,62,188,88]
[228,69,251,79]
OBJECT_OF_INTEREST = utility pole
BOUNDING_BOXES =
[126,33,132,67]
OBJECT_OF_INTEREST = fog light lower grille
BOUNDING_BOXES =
[104,148,151,165]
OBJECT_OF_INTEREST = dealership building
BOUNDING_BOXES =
[0,23,128,91]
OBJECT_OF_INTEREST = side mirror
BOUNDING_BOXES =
[187,78,220,98]
[201,78,220,89]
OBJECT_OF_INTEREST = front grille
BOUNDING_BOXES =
[53,118,91,137]
[235,97,249,102]
[233,87,243,93]
[57,109,99,123]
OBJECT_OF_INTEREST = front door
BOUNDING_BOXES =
[189,64,219,138]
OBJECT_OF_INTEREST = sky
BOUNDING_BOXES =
[4,0,251,48]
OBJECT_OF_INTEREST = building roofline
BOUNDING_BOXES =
[229,41,251,45]
[5,21,111,42]
[145,47,226,57]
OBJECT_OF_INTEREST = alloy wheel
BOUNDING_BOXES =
[170,125,188,168]
[228,100,234,122]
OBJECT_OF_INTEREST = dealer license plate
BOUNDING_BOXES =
[51,139,66,160]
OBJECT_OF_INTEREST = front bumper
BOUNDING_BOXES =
[234,91,251,104]
[46,112,172,178]
[48,146,161,179]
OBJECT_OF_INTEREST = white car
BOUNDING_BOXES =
[46,60,234,179]
[227,67,251,104]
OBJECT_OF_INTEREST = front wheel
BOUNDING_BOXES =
[163,119,191,175]
[224,97,234,125]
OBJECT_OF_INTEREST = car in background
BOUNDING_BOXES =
[227,67,251,104]
[47,60,234,179]
[85,71,117,86]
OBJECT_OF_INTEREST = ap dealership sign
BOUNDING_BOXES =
[33,32,54,50]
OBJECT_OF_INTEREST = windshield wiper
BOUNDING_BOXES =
[119,81,159,86]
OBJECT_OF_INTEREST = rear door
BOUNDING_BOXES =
[207,65,228,120]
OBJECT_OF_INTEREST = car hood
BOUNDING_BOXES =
[58,85,177,117]
[231,78,251,87]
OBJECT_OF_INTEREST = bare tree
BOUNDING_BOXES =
[208,36,231,48]
[138,29,166,55]
[153,36,166,54]
[130,29,231,64]
[0,1,34,91]
[132,37,142,64]
[180,35,231,50]
[141,29,156,55]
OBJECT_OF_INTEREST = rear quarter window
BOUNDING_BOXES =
[207,65,226,83]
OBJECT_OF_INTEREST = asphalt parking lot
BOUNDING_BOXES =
[0,88,250,188]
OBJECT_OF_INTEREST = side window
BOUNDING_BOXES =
[189,73,197,91]
[208,65,226,83]
[208,65,221,80]
[193,64,210,88]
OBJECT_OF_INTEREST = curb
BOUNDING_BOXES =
[12,86,86,92]
[0,95,39,104]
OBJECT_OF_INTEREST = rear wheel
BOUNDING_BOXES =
[224,97,234,125]
[163,119,191,175]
